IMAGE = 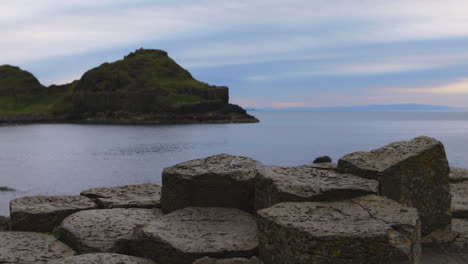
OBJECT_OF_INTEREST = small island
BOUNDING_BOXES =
[0,49,258,124]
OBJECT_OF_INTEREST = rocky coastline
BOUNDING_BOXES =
[1,136,468,263]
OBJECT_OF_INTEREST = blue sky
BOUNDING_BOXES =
[2,0,468,108]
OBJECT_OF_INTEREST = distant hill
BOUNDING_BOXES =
[0,49,258,124]
[252,104,459,112]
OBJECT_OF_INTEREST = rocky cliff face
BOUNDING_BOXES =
[0,49,258,124]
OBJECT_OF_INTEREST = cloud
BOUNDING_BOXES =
[4,0,468,65]
[396,78,468,94]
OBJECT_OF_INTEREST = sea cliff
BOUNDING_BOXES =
[0,49,258,124]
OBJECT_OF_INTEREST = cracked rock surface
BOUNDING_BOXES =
[49,253,156,264]
[59,208,163,253]
[337,136,451,239]
[161,154,262,212]
[257,195,421,264]
[193,257,263,264]
[10,195,97,232]
[125,207,258,264]
[451,182,468,219]
[0,231,75,264]
[81,183,161,209]
[450,167,468,183]
[255,165,378,210]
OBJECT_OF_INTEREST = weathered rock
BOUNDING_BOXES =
[81,183,161,209]
[420,243,468,264]
[309,162,337,170]
[337,136,451,239]
[255,165,378,210]
[0,215,9,231]
[313,156,332,163]
[450,167,468,183]
[0,231,75,264]
[49,253,156,264]
[125,207,258,264]
[193,257,263,264]
[10,195,97,232]
[451,181,468,219]
[257,195,421,264]
[161,154,262,213]
[452,218,468,252]
[60,208,163,253]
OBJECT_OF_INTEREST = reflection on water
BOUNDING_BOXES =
[1,111,468,215]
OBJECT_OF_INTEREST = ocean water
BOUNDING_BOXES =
[1,111,468,216]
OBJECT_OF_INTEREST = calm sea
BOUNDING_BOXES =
[1,111,468,215]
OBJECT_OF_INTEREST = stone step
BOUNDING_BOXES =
[59,208,163,253]
[81,183,161,209]
[124,207,258,264]
[10,195,97,232]
[257,195,420,264]
[49,253,156,264]
[255,165,378,210]
[0,231,75,264]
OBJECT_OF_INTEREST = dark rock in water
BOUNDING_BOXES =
[49,253,156,264]
[313,156,332,163]
[161,154,262,213]
[0,186,15,192]
[257,195,421,264]
[450,167,468,183]
[10,195,97,232]
[254,165,378,210]
[81,183,161,209]
[337,136,451,241]
[451,181,468,219]
[0,215,10,231]
[194,257,263,264]
[124,207,258,264]
[59,208,163,254]
[0,49,258,124]
[0,231,75,264]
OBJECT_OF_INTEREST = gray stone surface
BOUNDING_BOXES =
[255,165,378,210]
[420,244,468,264]
[49,253,156,264]
[125,207,258,264]
[337,136,451,239]
[10,195,97,232]
[60,208,163,253]
[309,162,337,170]
[257,195,421,264]
[81,183,161,209]
[450,167,468,183]
[194,257,263,264]
[451,182,468,219]
[452,218,468,252]
[161,154,262,213]
[0,231,75,264]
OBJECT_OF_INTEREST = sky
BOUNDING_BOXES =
[2,0,468,108]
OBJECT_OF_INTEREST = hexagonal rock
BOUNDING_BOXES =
[193,257,263,264]
[81,183,161,209]
[257,195,421,264]
[450,167,468,183]
[451,181,468,219]
[337,136,451,238]
[10,195,97,232]
[59,208,163,253]
[125,207,258,264]
[0,215,9,231]
[309,162,337,170]
[255,165,378,210]
[161,154,262,213]
[49,253,156,264]
[0,231,75,264]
